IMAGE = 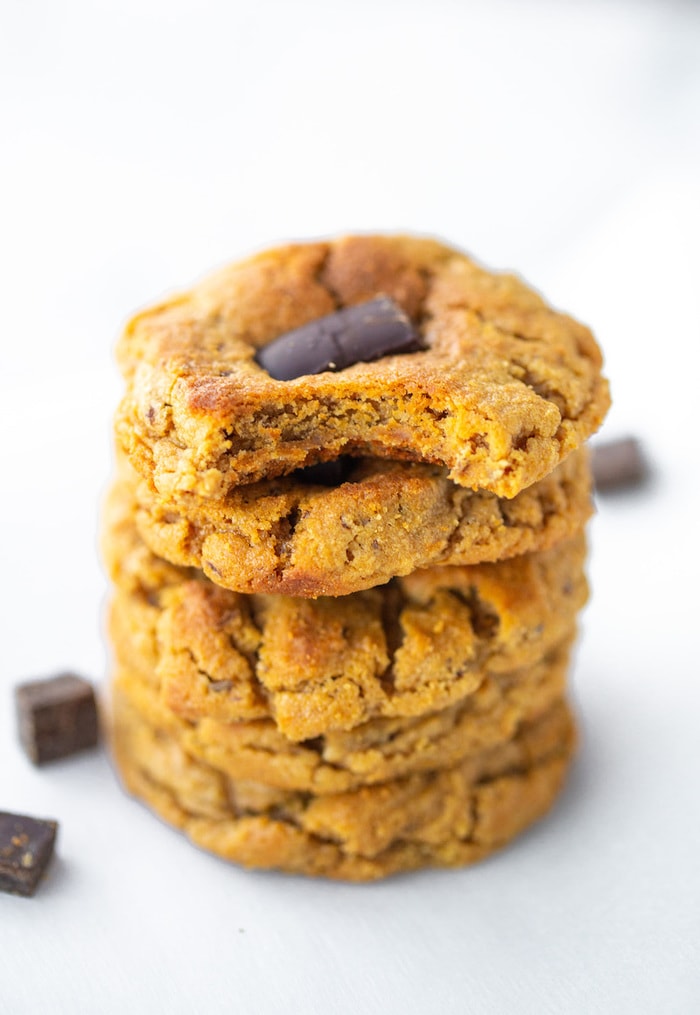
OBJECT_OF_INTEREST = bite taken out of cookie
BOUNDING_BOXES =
[115,235,610,503]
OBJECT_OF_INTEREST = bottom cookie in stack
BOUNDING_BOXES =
[103,480,586,880]
[112,688,575,882]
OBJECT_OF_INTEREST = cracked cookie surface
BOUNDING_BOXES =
[115,235,609,501]
[127,446,592,598]
[113,633,572,794]
[111,690,575,881]
[104,487,587,740]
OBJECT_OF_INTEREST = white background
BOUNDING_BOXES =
[1,1,699,1012]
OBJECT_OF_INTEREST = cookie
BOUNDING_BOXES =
[128,446,593,598]
[105,499,587,740]
[115,235,609,502]
[113,632,572,794]
[111,689,576,881]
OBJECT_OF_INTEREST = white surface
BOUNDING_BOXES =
[1,1,699,1012]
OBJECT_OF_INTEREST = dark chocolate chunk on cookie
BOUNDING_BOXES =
[0,811,58,896]
[294,457,354,487]
[15,673,99,765]
[255,296,422,380]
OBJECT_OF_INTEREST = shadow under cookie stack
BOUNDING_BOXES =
[103,235,609,881]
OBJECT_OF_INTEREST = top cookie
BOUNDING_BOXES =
[116,235,609,500]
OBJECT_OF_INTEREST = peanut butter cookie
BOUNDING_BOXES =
[111,689,575,881]
[113,633,572,794]
[104,490,587,740]
[115,235,609,502]
[127,447,592,598]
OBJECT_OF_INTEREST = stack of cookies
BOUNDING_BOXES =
[103,235,609,880]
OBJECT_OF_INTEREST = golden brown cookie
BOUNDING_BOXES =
[128,446,593,598]
[114,632,572,794]
[115,235,609,502]
[111,689,576,881]
[105,493,587,740]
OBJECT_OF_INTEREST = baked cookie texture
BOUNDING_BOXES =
[113,637,571,794]
[112,689,575,881]
[104,494,587,740]
[115,235,609,501]
[104,232,606,880]
[127,446,593,598]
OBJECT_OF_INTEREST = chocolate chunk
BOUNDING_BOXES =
[15,673,99,765]
[590,437,650,493]
[0,811,58,897]
[255,296,423,380]
[208,680,233,693]
[295,457,354,486]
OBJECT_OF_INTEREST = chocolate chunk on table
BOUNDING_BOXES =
[255,295,423,380]
[590,437,650,493]
[15,673,99,765]
[0,811,58,897]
